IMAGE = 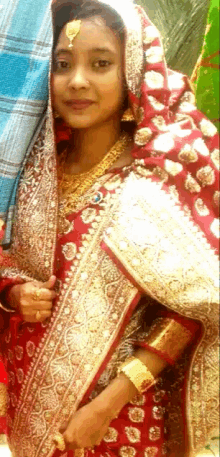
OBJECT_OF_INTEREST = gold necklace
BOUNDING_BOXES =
[58,132,132,216]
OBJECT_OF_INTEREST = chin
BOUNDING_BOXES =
[64,113,113,130]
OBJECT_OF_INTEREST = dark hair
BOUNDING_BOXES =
[52,0,125,50]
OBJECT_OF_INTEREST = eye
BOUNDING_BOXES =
[54,60,70,71]
[93,60,112,69]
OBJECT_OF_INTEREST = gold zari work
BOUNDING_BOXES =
[0,383,7,415]
[104,172,219,456]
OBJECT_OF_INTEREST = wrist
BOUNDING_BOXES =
[95,372,137,418]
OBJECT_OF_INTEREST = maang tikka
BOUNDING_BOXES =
[66,19,82,48]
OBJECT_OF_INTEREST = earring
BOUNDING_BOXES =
[121,107,135,122]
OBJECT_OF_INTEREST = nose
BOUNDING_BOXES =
[68,66,90,91]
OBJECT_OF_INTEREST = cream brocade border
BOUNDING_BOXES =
[103,172,219,457]
[8,189,138,457]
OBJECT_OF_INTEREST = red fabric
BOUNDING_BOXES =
[0,169,201,454]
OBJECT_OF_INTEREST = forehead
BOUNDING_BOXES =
[56,16,121,54]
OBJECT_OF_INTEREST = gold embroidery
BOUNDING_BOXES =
[145,46,164,64]
[104,175,122,191]
[145,71,164,89]
[168,73,185,90]
[144,447,158,457]
[8,185,138,457]
[196,166,215,187]
[179,102,196,113]
[103,172,219,455]
[152,167,169,182]
[143,25,159,45]
[213,191,219,207]
[26,341,35,358]
[164,159,183,176]
[149,426,161,441]
[148,95,165,112]
[178,144,198,163]
[62,242,77,261]
[200,119,218,137]
[210,219,219,239]
[119,446,137,457]
[193,138,209,157]
[17,368,24,384]
[136,107,145,125]
[130,394,146,406]
[210,149,219,170]
[124,426,141,443]
[152,116,167,131]
[103,427,118,442]
[152,405,165,420]
[195,198,210,217]
[184,174,201,193]
[153,390,166,404]
[134,128,153,146]
[0,383,7,415]
[181,91,196,105]
[145,318,192,361]
[6,117,58,282]
[128,407,145,423]
[15,345,23,361]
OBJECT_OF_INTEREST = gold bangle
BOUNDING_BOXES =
[144,317,193,362]
[118,357,155,393]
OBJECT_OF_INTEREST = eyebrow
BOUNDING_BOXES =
[54,46,116,56]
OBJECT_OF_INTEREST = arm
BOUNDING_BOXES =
[61,312,199,450]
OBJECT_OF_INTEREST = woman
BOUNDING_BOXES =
[0,0,219,456]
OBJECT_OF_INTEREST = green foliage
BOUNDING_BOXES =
[136,0,209,75]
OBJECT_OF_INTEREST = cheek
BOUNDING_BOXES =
[51,76,63,105]
[99,70,124,105]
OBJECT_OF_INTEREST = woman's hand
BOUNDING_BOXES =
[8,275,57,323]
[62,397,115,450]
[62,373,137,451]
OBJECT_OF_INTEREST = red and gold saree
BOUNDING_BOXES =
[0,1,219,456]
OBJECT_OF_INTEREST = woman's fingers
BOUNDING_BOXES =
[23,310,52,323]
[32,287,57,302]
[32,300,53,310]
[42,275,57,290]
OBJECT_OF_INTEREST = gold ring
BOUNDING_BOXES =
[53,433,66,452]
[35,311,42,321]
[33,288,41,300]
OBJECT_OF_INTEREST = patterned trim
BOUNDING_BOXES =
[9,181,138,457]
[103,171,219,456]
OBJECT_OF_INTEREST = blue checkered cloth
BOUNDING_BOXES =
[0,0,52,244]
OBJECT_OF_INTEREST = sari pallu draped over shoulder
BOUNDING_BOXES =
[0,0,219,456]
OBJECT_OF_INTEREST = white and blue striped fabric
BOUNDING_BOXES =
[0,0,53,244]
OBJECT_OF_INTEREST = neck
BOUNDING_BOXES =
[66,117,121,174]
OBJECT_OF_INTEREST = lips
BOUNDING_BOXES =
[65,99,94,110]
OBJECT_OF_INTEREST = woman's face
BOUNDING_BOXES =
[52,16,124,129]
